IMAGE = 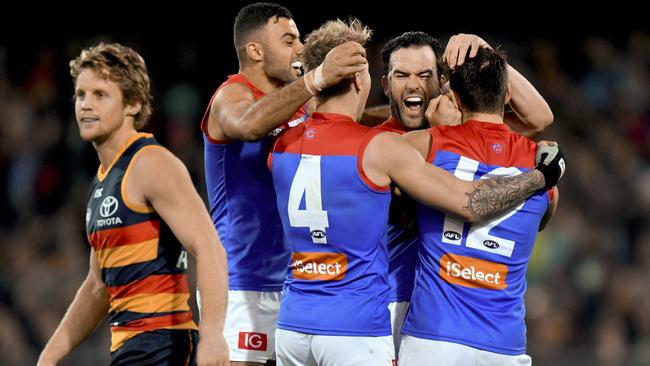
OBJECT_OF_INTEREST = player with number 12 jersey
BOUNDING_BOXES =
[401,121,557,356]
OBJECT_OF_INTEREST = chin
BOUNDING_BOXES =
[79,132,98,142]
[78,126,103,143]
[402,116,426,130]
[287,71,300,83]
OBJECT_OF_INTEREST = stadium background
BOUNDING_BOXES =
[0,2,648,365]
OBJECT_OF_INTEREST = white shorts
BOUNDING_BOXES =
[388,301,409,357]
[198,289,281,363]
[399,335,532,366]
[275,328,395,366]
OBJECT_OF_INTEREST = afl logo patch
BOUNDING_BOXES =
[305,128,316,140]
[311,229,326,239]
[491,142,504,153]
[443,231,462,241]
[100,196,119,217]
[483,240,500,249]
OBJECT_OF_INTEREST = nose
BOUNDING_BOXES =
[81,99,92,110]
[295,39,305,56]
[76,95,93,111]
[405,75,422,92]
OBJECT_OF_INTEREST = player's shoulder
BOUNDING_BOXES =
[130,144,184,175]
[212,81,255,108]
[508,129,538,152]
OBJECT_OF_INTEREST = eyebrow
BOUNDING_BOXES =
[392,67,434,75]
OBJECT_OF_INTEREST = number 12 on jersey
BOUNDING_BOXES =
[442,156,524,258]
[288,154,329,244]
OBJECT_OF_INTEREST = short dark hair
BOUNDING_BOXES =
[381,31,443,77]
[233,3,293,54]
[449,47,508,114]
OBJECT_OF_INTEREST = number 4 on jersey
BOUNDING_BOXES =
[288,154,329,244]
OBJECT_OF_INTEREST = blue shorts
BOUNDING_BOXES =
[110,329,198,366]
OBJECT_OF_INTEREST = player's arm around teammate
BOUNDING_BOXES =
[363,131,564,223]
[209,41,367,142]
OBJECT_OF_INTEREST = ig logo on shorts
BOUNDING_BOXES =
[238,332,267,351]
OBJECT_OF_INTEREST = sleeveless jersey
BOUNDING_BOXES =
[401,120,552,355]
[270,112,392,336]
[85,133,196,352]
[201,74,307,291]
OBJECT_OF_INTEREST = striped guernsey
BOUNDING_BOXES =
[85,133,197,351]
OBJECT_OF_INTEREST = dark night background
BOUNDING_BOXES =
[1,1,648,365]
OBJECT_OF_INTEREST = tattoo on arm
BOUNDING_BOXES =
[465,169,545,221]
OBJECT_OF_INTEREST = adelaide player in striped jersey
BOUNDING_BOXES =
[38,43,229,366]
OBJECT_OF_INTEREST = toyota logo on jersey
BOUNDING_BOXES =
[100,196,119,217]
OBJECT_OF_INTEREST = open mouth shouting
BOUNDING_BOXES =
[403,95,424,115]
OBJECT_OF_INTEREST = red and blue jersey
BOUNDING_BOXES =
[201,74,307,291]
[85,133,197,352]
[375,117,418,303]
[401,120,553,355]
[269,112,392,336]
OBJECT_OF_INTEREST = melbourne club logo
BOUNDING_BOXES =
[99,196,119,217]
[491,142,505,154]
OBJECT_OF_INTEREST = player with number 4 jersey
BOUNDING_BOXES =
[269,20,564,366]
[399,47,562,366]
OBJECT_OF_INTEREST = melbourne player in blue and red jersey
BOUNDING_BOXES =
[269,20,560,366]
[399,47,560,366]
[376,31,554,358]
[201,4,368,364]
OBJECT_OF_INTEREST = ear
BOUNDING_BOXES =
[504,82,511,105]
[125,102,142,117]
[381,75,388,96]
[451,90,462,110]
[246,42,264,62]
[439,75,447,95]
[353,73,361,94]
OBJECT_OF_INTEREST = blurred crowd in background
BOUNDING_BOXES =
[0,6,648,365]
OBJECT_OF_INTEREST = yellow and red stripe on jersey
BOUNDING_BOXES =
[89,220,160,268]
[107,274,192,314]
[107,274,189,302]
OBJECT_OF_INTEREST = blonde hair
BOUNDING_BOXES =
[302,19,371,97]
[303,18,372,72]
[70,43,153,130]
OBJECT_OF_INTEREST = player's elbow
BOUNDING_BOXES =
[527,108,554,136]
[536,108,554,132]
[235,118,268,141]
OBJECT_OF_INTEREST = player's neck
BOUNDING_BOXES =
[93,126,139,171]
[315,93,360,122]
[462,112,503,124]
[239,66,284,94]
